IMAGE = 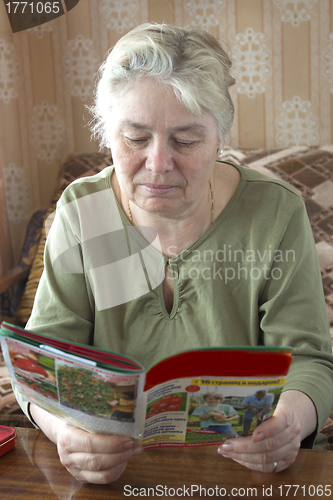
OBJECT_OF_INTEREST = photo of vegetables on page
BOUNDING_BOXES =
[0,322,292,447]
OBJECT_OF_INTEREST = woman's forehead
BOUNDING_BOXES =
[110,78,217,132]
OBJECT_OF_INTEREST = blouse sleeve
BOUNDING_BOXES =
[259,197,333,445]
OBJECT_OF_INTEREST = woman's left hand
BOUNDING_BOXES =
[217,400,302,473]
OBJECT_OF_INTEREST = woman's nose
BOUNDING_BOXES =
[145,141,174,173]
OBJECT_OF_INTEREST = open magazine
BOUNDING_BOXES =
[0,321,292,448]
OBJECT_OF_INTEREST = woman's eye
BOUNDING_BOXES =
[125,137,147,144]
[175,140,197,147]
[126,137,146,142]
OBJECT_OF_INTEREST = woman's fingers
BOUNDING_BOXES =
[60,445,144,471]
[57,425,144,484]
[67,461,128,484]
[218,437,299,473]
[57,425,136,454]
[218,437,299,466]
[217,402,301,473]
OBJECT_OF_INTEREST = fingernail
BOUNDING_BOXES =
[131,446,144,458]
[253,431,265,443]
[221,442,234,452]
[122,439,134,450]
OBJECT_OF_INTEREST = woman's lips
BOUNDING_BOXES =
[140,183,176,194]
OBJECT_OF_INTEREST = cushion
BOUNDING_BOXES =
[16,152,113,325]
[16,188,63,325]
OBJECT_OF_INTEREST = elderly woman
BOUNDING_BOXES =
[16,23,333,483]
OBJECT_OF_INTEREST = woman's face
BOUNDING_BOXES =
[108,78,221,221]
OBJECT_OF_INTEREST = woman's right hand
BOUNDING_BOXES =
[30,403,144,484]
[57,424,144,484]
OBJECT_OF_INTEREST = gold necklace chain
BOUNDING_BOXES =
[127,180,214,226]
[209,179,214,225]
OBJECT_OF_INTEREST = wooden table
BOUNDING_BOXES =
[1,428,333,499]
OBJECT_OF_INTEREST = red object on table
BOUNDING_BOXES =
[0,425,16,457]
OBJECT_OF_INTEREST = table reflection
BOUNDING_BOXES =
[0,428,332,500]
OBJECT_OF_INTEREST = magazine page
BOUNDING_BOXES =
[138,375,286,448]
[0,322,143,372]
[0,336,143,438]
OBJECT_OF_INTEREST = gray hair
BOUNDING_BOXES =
[89,23,235,148]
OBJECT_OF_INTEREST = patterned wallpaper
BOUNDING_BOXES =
[1,0,333,269]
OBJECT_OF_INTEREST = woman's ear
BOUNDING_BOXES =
[216,137,225,157]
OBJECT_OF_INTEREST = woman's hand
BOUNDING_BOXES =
[57,424,144,484]
[217,390,316,473]
[29,403,144,484]
[218,401,301,472]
